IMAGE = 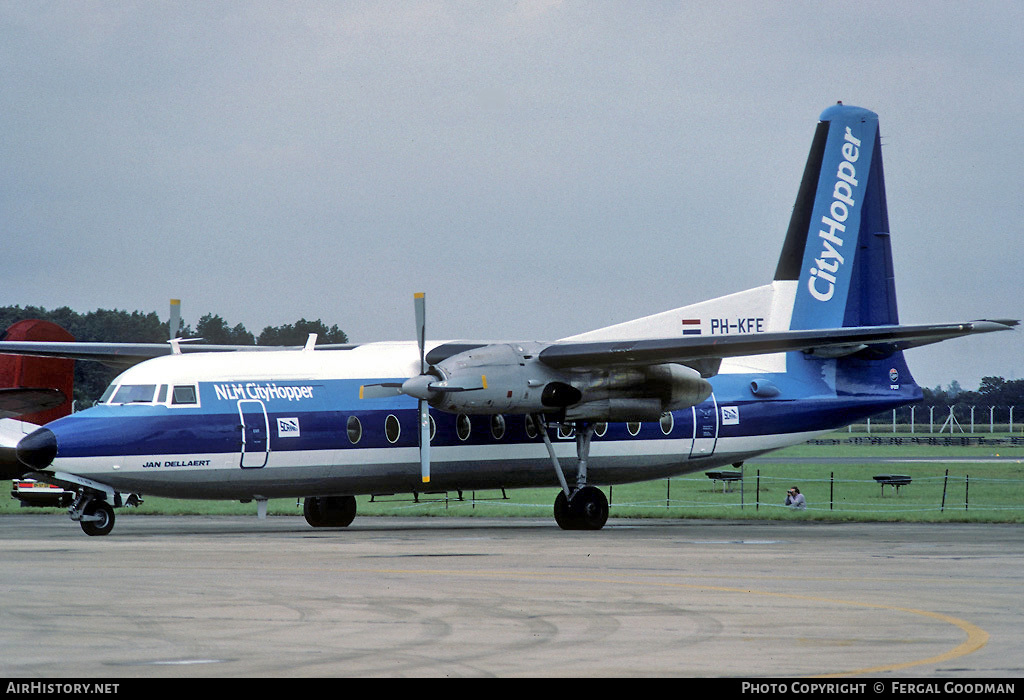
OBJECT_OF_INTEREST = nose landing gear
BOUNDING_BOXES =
[74,496,115,536]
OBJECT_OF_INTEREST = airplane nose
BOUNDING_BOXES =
[16,428,58,472]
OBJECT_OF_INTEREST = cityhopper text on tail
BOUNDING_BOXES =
[0,104,1016,535]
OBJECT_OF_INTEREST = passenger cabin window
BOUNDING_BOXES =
[385,414,401,444]
[171,385,198,405]
[110,384,157,404]
[347,416,362,444]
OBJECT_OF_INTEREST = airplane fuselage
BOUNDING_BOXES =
[35,341,920,501]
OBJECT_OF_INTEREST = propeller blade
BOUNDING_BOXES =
[414,292,426,373]
[419,400,430,484]
[414,293,430,484]
[169,299,181,340]
[358,383,404,399]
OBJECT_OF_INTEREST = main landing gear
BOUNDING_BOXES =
[532,416,609,531]
[303,495,357,528]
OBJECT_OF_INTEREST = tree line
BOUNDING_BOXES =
[1,304,1019,412]
[0,305,347,404]
[921,377,1024,410]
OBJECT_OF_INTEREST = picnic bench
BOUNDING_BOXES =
[873,474,912,495]
[705,470,743,493]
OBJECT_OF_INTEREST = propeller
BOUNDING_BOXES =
[414,293,430,485]
[359,293,488,485]
[358,295,434,483]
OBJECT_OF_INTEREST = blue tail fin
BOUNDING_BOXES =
[776,103,898,331]
[776,104,920,401]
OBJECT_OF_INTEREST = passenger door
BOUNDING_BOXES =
[238,399,269,468]
[689,393,719,458]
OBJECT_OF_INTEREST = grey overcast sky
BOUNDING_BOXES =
[1,1,1021,390]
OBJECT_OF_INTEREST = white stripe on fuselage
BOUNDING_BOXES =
[44,430,828,499]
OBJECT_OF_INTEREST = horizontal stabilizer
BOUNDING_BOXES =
[538,320,1017,373]
[0,418,44,479]
[0,388,67,419]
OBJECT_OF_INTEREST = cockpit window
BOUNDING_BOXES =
[171,385,197,405]
[99,385,116,404]
[110,384,158,404]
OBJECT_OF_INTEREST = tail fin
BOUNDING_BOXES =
[776,103,898,330]
[0,320,74,424]
[776,104,921,399]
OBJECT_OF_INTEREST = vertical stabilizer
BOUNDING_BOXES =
[776,104,919,400]
[776,104,898,331]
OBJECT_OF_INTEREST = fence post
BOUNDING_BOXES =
[756,470,760,511]
[941,469,949,513]
[830,471,834,511]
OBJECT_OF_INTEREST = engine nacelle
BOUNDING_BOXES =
[426,343,712,422]
[567,363,712,421]
[429,343,576,415]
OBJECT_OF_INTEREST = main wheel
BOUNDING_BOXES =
[304,495,357,528]
[553,487,609,531]
[571,486,609,531]
[303,497,325,527]
[553,490,577,530]
[80,501,115,536]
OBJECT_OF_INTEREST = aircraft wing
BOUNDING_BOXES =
[0,341,357,368]
[537,320,1018,375]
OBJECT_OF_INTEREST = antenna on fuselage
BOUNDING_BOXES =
[168,337,203,355]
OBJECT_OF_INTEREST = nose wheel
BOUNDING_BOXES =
[79,500,115,536]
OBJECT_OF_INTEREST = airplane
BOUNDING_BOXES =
[0,103,1016,536]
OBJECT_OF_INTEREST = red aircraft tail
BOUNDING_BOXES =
[0,319,74,425]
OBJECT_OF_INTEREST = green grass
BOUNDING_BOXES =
[4,433,1024,523]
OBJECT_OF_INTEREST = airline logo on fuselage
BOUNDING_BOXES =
[807,126,862,303]
[213,382,316,402]
[277,417,301,437]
